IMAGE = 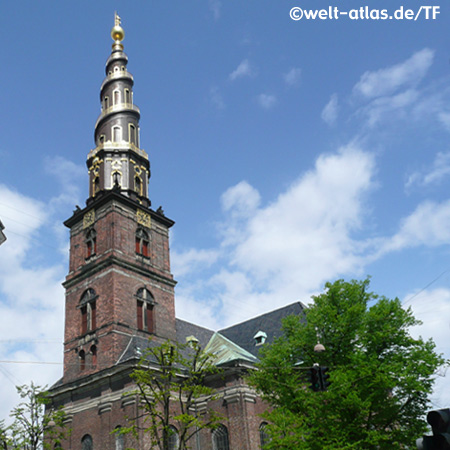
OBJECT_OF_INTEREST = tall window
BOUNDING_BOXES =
[124,89,131,104]
[259,422,270,449]
[79,349,86,371]
[136,288,155,333]
[90,345,97,368]
[113,126,122,142]
[103,96,109,110]
[81,434,93,450]
[135,228,149,257]
[168,426,179,450]
[86,228,97,259]
[93,176,100,196]
[129,123,136,145]
[80,288,97,335]
[212,425,229,450]
[113,89,120,105]
[134,175,142,196]
[112,171,122,188]
[115,426,124,450]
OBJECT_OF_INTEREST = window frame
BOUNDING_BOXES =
[80,289,98,335]
[135,228,150,258]
[136,288,155,333]
[212,424,230,450]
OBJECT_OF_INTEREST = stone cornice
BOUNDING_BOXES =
[63,253,177,289]
[64,190,175,229]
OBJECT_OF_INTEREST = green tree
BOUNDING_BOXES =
[249,278,444,450]
[121,339,222,450]
[4,383,67,450]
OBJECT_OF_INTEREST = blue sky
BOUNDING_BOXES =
[0,0,450,421]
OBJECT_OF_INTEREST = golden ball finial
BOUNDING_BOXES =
[111,12,125,42]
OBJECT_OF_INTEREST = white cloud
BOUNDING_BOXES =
[379,199,450,255]
[175,145,376,326]
[321,93,339,126]
[438,111,450,131]
[353,48,434,99]
[229,59,254,81]
[209,0,221,20]
[407,288,450,408]
[0,185,65,422]
[171,248,219,277]
[360,89,419,127]
[257,93,277,109]
[284,68,302,87]
[209,86,225,110]
[406,151,450,190]
[221,180,261,216]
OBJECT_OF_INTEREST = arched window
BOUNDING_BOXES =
[124,89,131,104]
[112,126,122,142]
[168,425,179,450]
[134,175,142,196]
[103,96,109,110]
[136,288,155,333]
[135,228,149,257]
[80,289,97,335]
[129,123,136,145]
[112,171,122,188]
[81,434,93,450]
[259,422,270,449]
[93,176,100,196]
[212,424,229,450]
[115,426,124,450]
[113,89,120,105]
[90,345,97,368]
[85,229,97,259]
[79,349,86,371]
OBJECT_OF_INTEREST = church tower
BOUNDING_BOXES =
[48,14,284,450]
[61,14,176,384]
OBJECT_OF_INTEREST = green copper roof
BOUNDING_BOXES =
[204,332,258,366]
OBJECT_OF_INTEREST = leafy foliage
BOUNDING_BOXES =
[2,383,67,450]
[120,339,222,450]
[249,278,444,450]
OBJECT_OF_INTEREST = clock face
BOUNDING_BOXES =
[137,209,151,228]
[83,210,96,229]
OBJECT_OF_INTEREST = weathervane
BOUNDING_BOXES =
[114,11,121,27]
[111,11,125,46]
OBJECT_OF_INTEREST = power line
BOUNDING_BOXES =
[403,270,450,306]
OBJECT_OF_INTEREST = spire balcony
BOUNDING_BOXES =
[88,141,149,161]
[95,103,141,129]
[100,70,134,91]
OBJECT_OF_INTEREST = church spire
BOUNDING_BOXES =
[87,13,151,207]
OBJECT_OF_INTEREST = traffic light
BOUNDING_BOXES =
[416,408,450,449]
[319,366,331,391]
[309,365,321,392]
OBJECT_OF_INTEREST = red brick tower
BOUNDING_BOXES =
[61,13,176,384]
[47,16,178,448]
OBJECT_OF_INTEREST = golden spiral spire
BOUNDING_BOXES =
[111,12,125,44]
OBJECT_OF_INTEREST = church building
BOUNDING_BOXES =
[48,15,304,450]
